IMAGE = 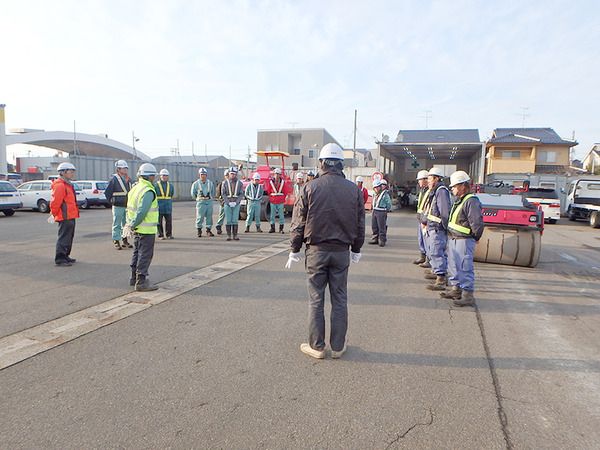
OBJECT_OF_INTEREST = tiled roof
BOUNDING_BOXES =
[394,129,480,143]
[489,128,576,145]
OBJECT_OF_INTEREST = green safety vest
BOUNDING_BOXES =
[127,178,159,235]
[448,194,475,236]
[156,181,172,200]
[417,188,430,214]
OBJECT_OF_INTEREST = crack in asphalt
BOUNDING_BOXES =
[475,304,513,450]
[385,408,434,449]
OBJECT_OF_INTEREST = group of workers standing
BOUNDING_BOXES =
[413,168,484,307]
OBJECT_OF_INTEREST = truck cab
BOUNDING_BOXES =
[566,179,600,228]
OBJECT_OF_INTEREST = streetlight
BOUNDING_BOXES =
[132,131,139,159]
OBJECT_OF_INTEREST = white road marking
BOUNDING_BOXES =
[559,252,578,262]
[0,240,289,370]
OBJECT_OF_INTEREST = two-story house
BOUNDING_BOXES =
[486,128,577,176]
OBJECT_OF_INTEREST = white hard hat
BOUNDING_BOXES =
[428,167,444,178]
[416,170,429,180]
[199,168,208,175]
[274,168,282,175]
[159,169,169,176]
[138,163,157,177]
[307,170,315,177]
[356,176,364,183]
[373,179,384,188]
[296,172,304,180]
[319,143,344,160]
[224,169,229,176]
[449,170,471,187]
[252,172,261,180]
[57,162,76,171]
[115,160,128,169]
[229,166,238,174]
[381,179,388,185]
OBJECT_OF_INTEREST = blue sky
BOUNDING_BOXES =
[1,0,599,161]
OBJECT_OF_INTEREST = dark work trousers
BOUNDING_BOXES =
[130,233,156,277]
[55,219,76,263]
[157,213,172,237]
[371,210,388,244]
[305,248,350,352]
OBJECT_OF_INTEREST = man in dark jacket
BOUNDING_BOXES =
[104,160,132,249]
[288,143,365,360]
[440,171,484,307]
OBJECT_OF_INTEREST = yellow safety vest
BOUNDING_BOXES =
[448,194,475,236]
[156,181,172,200]
[417,188,430,214]
[127,178,159,235]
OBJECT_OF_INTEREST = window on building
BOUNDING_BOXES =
[538,151,557,163]
[502,150,521,159]
[309,150,314,158]
[292,148,301,155]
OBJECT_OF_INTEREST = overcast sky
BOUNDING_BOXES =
[1,0,598,161]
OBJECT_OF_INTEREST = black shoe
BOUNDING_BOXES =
[216,225,222,235]
[197,228,202,238]
[114,240,122,250]
[378,241,386,247]
[206,228,215,237]
[245,226,250,233]
[279,224,284,234]
[55,261,72,267]
[135,276,158,292]
[256,225,263,233]
[66,257,77,263]
[269,224,276,233]
[226,225,232,241]
[122,238,133,249]
[233,225,240,240]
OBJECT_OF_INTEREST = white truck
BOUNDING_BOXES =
[566,179,600,228]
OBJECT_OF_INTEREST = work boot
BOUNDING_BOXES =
[245,225,250,233]
[424,272,437,280]
[206,228,214,237]
[368,236,379,245]
[426,275,447,291]
[226,225,232,241]
[256,225,263,233]
[113,240,122,250]
[419,261,431,268]
[216,225,222,235]
[279,224,284,234]
[378,241,386,247]
[233,225,240,240]
[122,237,133,249]
[413,253,426,265]
[424,268,433,275]
[135,275,158,292]
[129,269,136,286]
[197,228,202,237]
[453,290,476,307]
[440,285,462,299]
[269,224,276,233]
[300,343,325,359]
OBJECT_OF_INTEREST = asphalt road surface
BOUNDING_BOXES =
[1,203,598,449]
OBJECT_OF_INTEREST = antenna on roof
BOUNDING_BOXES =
[419,110,432,129]
[518,106,530,128]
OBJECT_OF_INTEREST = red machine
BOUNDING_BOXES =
[239,151,295,221]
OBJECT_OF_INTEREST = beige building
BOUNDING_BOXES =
[257,128,341,169]
[486,128,577,175]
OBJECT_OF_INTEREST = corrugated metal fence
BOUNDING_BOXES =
[70,155,218,201]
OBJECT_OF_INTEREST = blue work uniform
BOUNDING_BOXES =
[425,182,451,276]
[416,186,430,256]
[221,178,244,225]
[154,180,174,238]
[191,179,215,229]
[104,173,132,242]
[245,182,264,227]
[371,188,392,245]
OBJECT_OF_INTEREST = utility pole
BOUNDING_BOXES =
[353,109,357,166]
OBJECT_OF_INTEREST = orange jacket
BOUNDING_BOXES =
[50,178,80,221]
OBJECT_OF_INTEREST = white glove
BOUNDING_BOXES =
[284,251,302,269]
[228,202,237,208]
[122,223,134,239]
[350,251,361,264]
[47,215,55,224]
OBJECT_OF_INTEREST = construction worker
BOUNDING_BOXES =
[155,169,175,239]
[105,160,133,250]
[191,168,215,237]
[440,171,484,307]
[413,170,430,265]
[424,167,451,291]
[215,169,228,235]
[244,172,264,233]
[221,166,244,241]
[267,167,289,233]
[49,162,79,266]
[356,176,369,205]
[287,143,365,360]
[306,170,316,182]
[294,172,305,198]
[368,179,392,247]
[124,163,159,292]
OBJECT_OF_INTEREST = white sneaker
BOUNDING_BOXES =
[300,343,325,359]
[331,345,347,359]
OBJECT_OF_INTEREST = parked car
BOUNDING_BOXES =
[0,181,22,216]
[523,187,561,224]
[75,180,110,209]
[17,180,85,213]
[6,173,24,187]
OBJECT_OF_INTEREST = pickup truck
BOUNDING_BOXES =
[565,179,600,228]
